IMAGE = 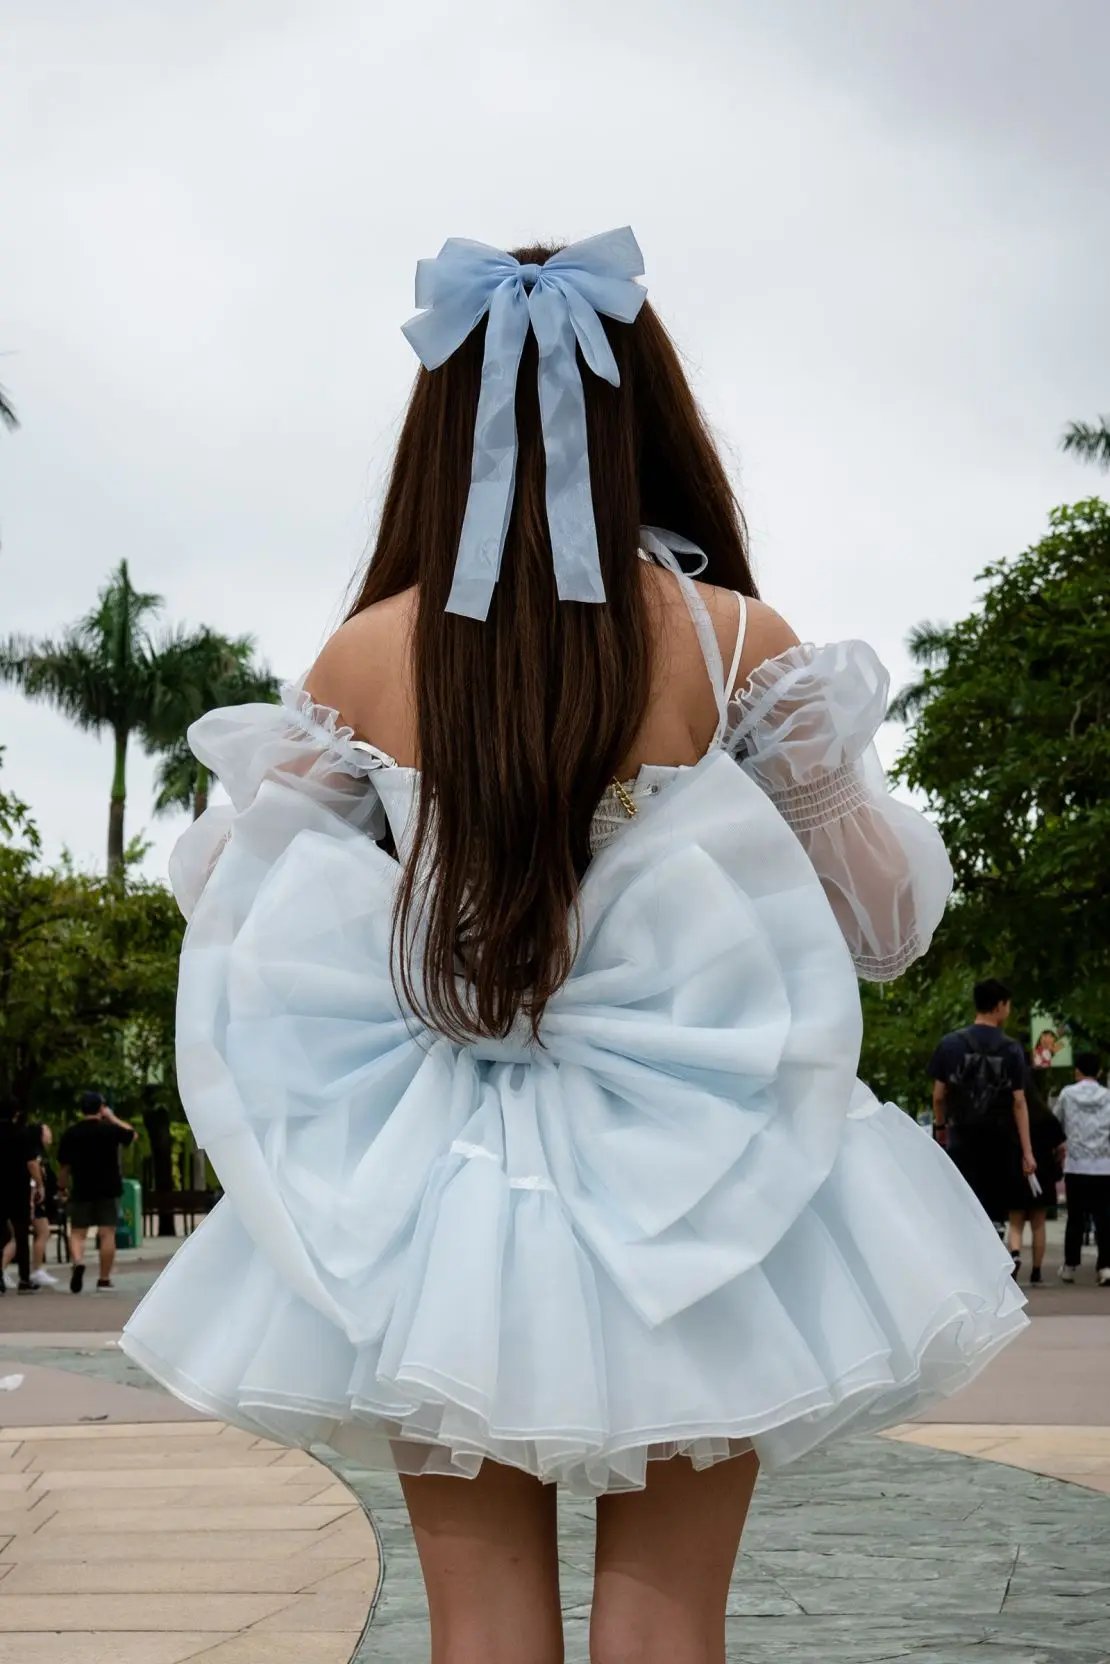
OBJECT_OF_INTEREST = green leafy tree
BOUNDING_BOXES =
[0,749,184,1227]
[147,629,279,820]
[893,499,1110,1048]
[1062,417,1110,472]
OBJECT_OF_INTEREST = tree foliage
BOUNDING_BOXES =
[892,499,1110,1048]
[0,750,182,1126]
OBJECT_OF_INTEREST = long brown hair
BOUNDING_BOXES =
[349,243,755,1042]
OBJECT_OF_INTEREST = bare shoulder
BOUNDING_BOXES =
[681,575,800,687]
[735,597,800,687]
[305,589,416,743]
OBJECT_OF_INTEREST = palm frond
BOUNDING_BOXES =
[1061,418,1110,471]
[152,740,199,817]
[0,633,114,730]
[142,628,280,754]
[888,680,930,723]
[888,619,952,723]
[0,385,18,432]
[904,621,951,668]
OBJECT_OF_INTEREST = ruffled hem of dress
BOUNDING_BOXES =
[121,1099,1027,1496]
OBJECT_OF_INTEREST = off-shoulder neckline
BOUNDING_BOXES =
[286,641,856,780]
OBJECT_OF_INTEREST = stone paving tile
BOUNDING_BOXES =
[889,1421,1110,1496]
[320,1433,1110,1664]
[5,1420,228,1442]
[0,1636,232,1664]
[184,1635,363,1662]
[18,1442,285,1471]
[2,1527,333,1560]
[32,1464,334,1492]
[37,1483,339,1511]
[0,1421,379,1662]
[251,1593,379,1631]
[0,1592,293,1632]
[301,1561,382,1596]
[1,1558,366,1595]
[37,1501,356,1532]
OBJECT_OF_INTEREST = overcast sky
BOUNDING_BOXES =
[1,0,1107,878]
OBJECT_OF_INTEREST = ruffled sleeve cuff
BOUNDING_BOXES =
[169,687,390,917]
[725,640,951,982]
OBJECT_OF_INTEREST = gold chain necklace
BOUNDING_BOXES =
[609,777,638,818]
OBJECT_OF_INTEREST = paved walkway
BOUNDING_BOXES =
[0,1420,379,1663]
[1,1228,1108,1661]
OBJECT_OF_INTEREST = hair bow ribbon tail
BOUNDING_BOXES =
[402,229,647,620]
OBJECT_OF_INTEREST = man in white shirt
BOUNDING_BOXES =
[1055,1052,1110,1286]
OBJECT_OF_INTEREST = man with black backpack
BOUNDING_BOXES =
[929,979,1036,1226]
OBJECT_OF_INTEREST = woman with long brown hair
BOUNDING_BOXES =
[124,230,1026,1663]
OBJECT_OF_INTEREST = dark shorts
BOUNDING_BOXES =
[69,1198,119,1230]
[948,1134,1009,1225]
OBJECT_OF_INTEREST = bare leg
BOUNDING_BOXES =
[1006,1213,1025,1258]
[31,1218,50,1273]
[400,1461,563,1664]
[591,1451,759,1664]
[97,1226,117,1282]
[68,1225,88,1269]
[1029,1210,1047,1270]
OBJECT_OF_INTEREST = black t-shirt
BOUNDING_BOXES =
[0,1119,38,1189]
[928,1024,1023,1138]
[58,1118,135,1202]
[929,1024,1024,1089]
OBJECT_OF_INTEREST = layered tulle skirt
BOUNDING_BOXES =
[122,750,1026,1495]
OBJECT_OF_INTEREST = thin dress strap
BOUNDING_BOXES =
[638,529,728,738]
[711,593,748,747]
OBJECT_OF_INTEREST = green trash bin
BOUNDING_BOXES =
[116,1179,142,1249]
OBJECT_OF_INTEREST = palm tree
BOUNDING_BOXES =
[887,620,952,724]
[1061,417,1110,471]
[0,386,17,431]
[147,631,279,820]
[0,562,173,874]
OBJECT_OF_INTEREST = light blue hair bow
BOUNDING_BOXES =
[402,227,647,620]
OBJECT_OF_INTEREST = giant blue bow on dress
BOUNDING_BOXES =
[402,228,648,620]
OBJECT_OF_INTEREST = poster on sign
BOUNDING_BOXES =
[1030,1010,1072,1070]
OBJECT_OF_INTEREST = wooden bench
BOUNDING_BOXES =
[142,1190,218,1238]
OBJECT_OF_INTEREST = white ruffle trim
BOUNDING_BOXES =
[120,1099,1026,1495]
[279,682,397,776]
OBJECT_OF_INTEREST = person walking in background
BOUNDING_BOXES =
[929,979,1036,1226]
[0,1106,44,1295]
[57,1090,135,1294]
[1006,1058,1066,1285]
[1055,1053,1110,1286]
[2,1124,60,1289]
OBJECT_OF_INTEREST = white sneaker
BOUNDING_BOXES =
[30,1268,58,1288]
[1098,1269,1110,1287]
[1,1269,15,1291]
[1059,1265,1076,1283]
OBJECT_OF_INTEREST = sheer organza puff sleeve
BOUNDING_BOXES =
[168,688,387,920]
[724,641,952,982]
